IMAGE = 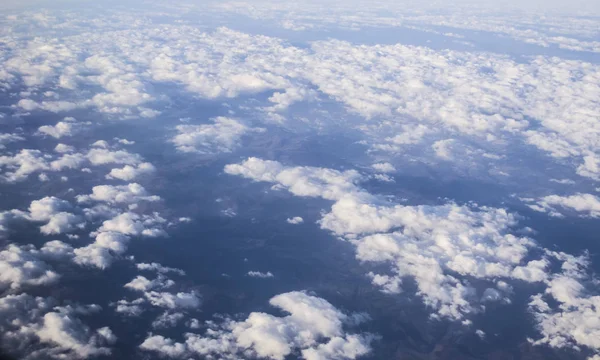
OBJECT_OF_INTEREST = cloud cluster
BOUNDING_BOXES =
[115,269,200,324]
[525,193,600,218]
[172,117,265,154]
[36,118,84,139]
[0,244,61,290]
[140,291,373,360]
[27,196,83,235]
[0,142,152,183]
[76,183,160,205]
[4,12,600,183]
[0,293,116,359]
[226,158,600,356]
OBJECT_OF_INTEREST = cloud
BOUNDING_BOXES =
[36,118,82,139]
[286,216,304,224]
[27,197,84,235]
[225,158,551,319]
[113,298,145,317]
[0,149,50,182]
[140,291,373,360]
[0,244,60,290]
[432,139,455,160]
[73,232,130,269]
[95,212,166,237]
[74,211,166,269]
[136,262,186,276]
[106,162,156,180]
[525,193,600,218]
[0,293,115,359]
[115,270,200,321]
[124,275,174,292]
[528,251,600,356]
[76,183,160,205]
[247,271,274,278]
[152,311,185,329]
[0,133,24,149]
[171,117,265,154]
[54,143,75,153]
[86,148,142,166]
[371,162,395,173]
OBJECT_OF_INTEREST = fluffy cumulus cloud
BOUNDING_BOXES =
[0,294,116,359]
[74,212,166,269]
[371,162,395,173]
[226,157,600,356]
[76,183,160,205]
[0,244,61,290]
[286,216,304,224]
[115,271,200,320]
[85,148,142,166]
[4,11,600,182]
[106,162,156,180]
[171,117,265,154]
[527,251,600,357]
[0,143,149,183]
[27,197,83,235]
[140,291,373,360]
[36,118,83,139]
[525,193,600,218]
[0,149,51,182]
[226,158,567,320]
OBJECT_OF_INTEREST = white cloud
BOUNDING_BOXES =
[0,149,49,182]
[432,139,455,160]
[247,271,274,278]
[0,133,24,149]
[225,158,550,320]
[371,162,395,173]
[136,262,186,276]
[0,293,115,359]
[37,121,80,139]
[152,311,185,329]
[113,298,145,317]
[528,252,600,355]
[86,148,142,166]
[54,143,75,153]
[73,232,131,269]
[140,291,373,360]
[95,212,166,237]
[27,197,83,235]
[549,179,575,185]
[124,275,174,292]
[75,211,166,269]
[76,183,160,205]
[144,291,201,310]
[286,216,304,224]
[50,153,86,171]
[526,193,600,218]
[106,162,156,180]
[0,244,60,290]
[171,117,265,154]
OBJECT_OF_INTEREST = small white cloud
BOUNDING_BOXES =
[106,162,156,181]
[37,121,80,139]
[286,216,304,224]
[371,162,395,173]
[247,271,274,278]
